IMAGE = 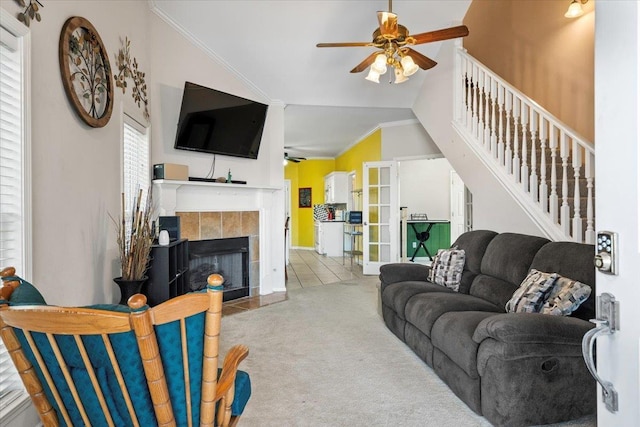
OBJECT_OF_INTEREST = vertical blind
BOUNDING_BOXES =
[123,115,149,229]
[0,25,26,410]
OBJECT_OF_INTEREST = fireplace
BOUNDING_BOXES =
[188,237,250,301]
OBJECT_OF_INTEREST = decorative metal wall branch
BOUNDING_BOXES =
[114,37,149,121]
[15,0,43,27]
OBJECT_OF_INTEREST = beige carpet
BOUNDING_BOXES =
[219,277,597,427]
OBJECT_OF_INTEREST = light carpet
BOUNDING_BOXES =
[219,277,597,427]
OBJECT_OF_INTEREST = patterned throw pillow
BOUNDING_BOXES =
[427,248,466,291]
[505,269,558,313]
[541,276,592,316]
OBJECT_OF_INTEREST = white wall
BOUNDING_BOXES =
[398,158,453,220]
[412,40,545,237]
[0,1,284,306]
[381,121,441,160]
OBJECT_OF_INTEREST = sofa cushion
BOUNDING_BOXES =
[382,281,453,320]
[428,248,466,291]
[431,311,497,379]
[1,276,47,305]
[468,275,517,311]
[505,269,558,313]
[530,241,596,321]
[541,276,592,316]
[451,230,498,294]
[480,233,550,286]
[405,292,502,338]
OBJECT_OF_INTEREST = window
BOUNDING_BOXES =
[0,11,31,419]
[123,114,150,228]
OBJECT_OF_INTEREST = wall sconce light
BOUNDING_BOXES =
[565,0,588,18]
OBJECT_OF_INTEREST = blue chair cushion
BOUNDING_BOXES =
[1,276,47,305]
[219,368,251,416]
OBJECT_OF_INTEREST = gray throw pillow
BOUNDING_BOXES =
[541,276,592,316]
[427,248,466,292]
[506,269,558,313]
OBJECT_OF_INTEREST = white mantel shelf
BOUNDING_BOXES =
[153,179,281,192]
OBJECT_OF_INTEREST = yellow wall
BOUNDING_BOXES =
[463,0,594,141]
[335,129,382,191]
[285,159,335,247]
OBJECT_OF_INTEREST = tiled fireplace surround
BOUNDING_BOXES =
[153,180,286,296]
[176,211,260,295]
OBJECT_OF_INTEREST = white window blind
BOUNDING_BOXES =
[123,115,149,227]
[0,23,26,413]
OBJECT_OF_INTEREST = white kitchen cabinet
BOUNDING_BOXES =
[314,221,344,256]
[324,172,348,204]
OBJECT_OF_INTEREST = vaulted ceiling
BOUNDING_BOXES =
[151,0,471,157]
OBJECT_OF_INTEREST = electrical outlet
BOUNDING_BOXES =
[412,242,417,248]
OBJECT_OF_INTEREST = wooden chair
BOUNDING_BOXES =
[0,268,250,427]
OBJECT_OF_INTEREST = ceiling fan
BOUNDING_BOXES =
[284,152,307,163]
[316,0,469,83]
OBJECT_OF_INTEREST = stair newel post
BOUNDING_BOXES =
[512,96,521,182]
[505,91,513,175]
[548,125,559,224]
[571,140,583,242]
[490,79,498,158]
[520,102,529,192]
[560,132,571,237]
[466,58,473,130]
[484,72,491,151]
[538,117,549,213]
[529,108,539,202]
[497,84,505,167]
[472,63,479,138]
[585,151,595,244]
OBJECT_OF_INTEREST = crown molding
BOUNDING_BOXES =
[148,0,272,103]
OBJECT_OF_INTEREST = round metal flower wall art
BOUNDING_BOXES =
[59,16,114,128]
[114,37,149,121]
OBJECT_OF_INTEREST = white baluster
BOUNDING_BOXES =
[529,109,539,202]
[458,54,466,125]
[497,85,505,166]
[472,64,478,138]
[484,73,491,151]
[549,126,559,224]
[538,117,549,213]
[560,133,571,236]
[572,141,583,242]
[466,60,473,131]
[478,71,485,144]
[490,80,498,158]
[585,151,595,244]
[512,97,521,182]
[505,91,513,175]
[520,103,529,192]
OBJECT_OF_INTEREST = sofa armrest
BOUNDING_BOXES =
[379,263,430,292]
[473,313,594,345]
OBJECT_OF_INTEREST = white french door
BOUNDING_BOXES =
[590,3,640,426]
[362,161,398,275]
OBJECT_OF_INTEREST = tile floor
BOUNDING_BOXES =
[222,249,364,316]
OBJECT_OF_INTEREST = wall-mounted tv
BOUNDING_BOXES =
[174,82,268,159]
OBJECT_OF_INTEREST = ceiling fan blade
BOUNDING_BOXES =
[405,48,437,70]
[377,11,398,38]
[410,25,469,45]
[350,51,382,73]
[316,42,373,48]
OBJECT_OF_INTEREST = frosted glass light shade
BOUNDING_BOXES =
[394,67,408,84]
[372,54,387,75]
[564,1,584,18]
[401,56,419,76]
[365,67,381,83]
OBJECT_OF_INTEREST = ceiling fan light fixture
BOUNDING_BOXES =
[365,67,381,83]
[372,53,388,74]
[564,0,586,18]
[394,67,408,84]
[401,55,419,76]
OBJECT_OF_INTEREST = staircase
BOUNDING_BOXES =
[452,48,595,244]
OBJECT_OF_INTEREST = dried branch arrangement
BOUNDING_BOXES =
[112,189,154,281]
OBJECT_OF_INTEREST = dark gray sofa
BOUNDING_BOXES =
[379,230,596,426]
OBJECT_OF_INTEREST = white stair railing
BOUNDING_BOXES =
[453,48,595,244]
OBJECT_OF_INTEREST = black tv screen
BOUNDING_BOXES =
[174,82,268,159]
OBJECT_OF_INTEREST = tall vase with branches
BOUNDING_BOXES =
[111,189,154,304]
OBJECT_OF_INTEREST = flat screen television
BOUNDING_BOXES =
[174,82,268,159]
